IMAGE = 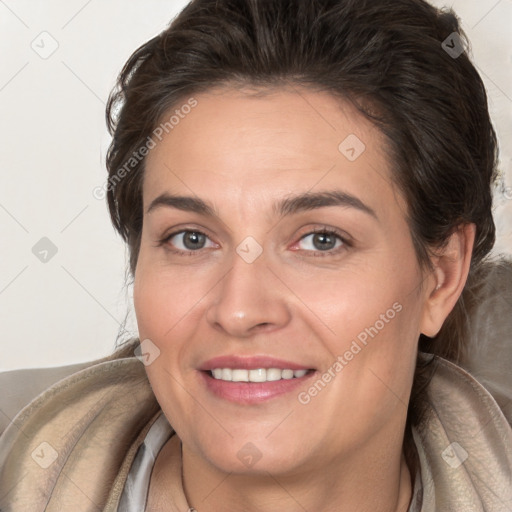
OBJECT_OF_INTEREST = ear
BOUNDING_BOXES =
[420,223,476,337]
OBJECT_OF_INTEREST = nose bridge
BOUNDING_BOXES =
[206,244,291,336]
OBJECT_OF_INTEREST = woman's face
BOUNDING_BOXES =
[134,86,432,476]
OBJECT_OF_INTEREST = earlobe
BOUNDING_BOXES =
[420,224,476,337]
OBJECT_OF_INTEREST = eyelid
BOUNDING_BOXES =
[301,226,349,239]
[290,227,351,256]
[157,225,352,257]
[156,227,218,254]
[158,223,214,243]
[174,231,216,249]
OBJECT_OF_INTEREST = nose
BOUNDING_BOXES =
[205,250,292,338]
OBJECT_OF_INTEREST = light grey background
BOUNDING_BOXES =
[1,0,511,371]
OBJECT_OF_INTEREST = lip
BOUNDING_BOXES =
[199,369,317,404]
[199,355,313,371]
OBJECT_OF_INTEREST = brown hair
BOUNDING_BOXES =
[105,0,498,472]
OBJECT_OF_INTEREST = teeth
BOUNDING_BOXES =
[212,368,223,379]
[232,369,249,382]
[266,368,282,381]
[249,368,266,382]
[210,368,310,382]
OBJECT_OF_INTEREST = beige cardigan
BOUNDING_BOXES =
[0,337,511,511]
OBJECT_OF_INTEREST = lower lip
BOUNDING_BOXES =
[199,370,316,404]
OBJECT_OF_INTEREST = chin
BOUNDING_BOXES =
[192,433,305,476]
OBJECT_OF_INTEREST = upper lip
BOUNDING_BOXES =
[199,355,314,371]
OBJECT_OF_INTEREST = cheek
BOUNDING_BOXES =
[291,253,422,400]
[133,262,201,427]
[133,251,209,340]
[295,299,420,443]
[133,253,208,383]
[284,255,416,340]
[133,268,166,339]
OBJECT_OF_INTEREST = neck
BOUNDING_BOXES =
[181,440,412,512]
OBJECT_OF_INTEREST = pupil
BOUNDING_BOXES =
[313,233,335,250]
[184,232,205,250]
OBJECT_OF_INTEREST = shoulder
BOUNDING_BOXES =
[415,356,512,509]
[0,339,141,437]
[428,356,511,433]
[459,259,512,422]
[0,362,91,436]
[0,338,161,511]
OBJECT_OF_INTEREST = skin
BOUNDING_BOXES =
[134,85,475,512]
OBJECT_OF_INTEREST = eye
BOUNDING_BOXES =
[296,229,346,253]
[162,230,216,253]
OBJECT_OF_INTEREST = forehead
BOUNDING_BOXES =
[142,86,401,220]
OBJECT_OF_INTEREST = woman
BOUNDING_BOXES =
[1,0,511,510]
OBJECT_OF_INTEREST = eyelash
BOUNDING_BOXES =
[293,228,351,257]
[157,227,351,258]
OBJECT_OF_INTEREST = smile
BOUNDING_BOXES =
[200,368,317,404]
[210,368,310,382]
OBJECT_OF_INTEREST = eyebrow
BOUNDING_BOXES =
[146,190,378,220]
